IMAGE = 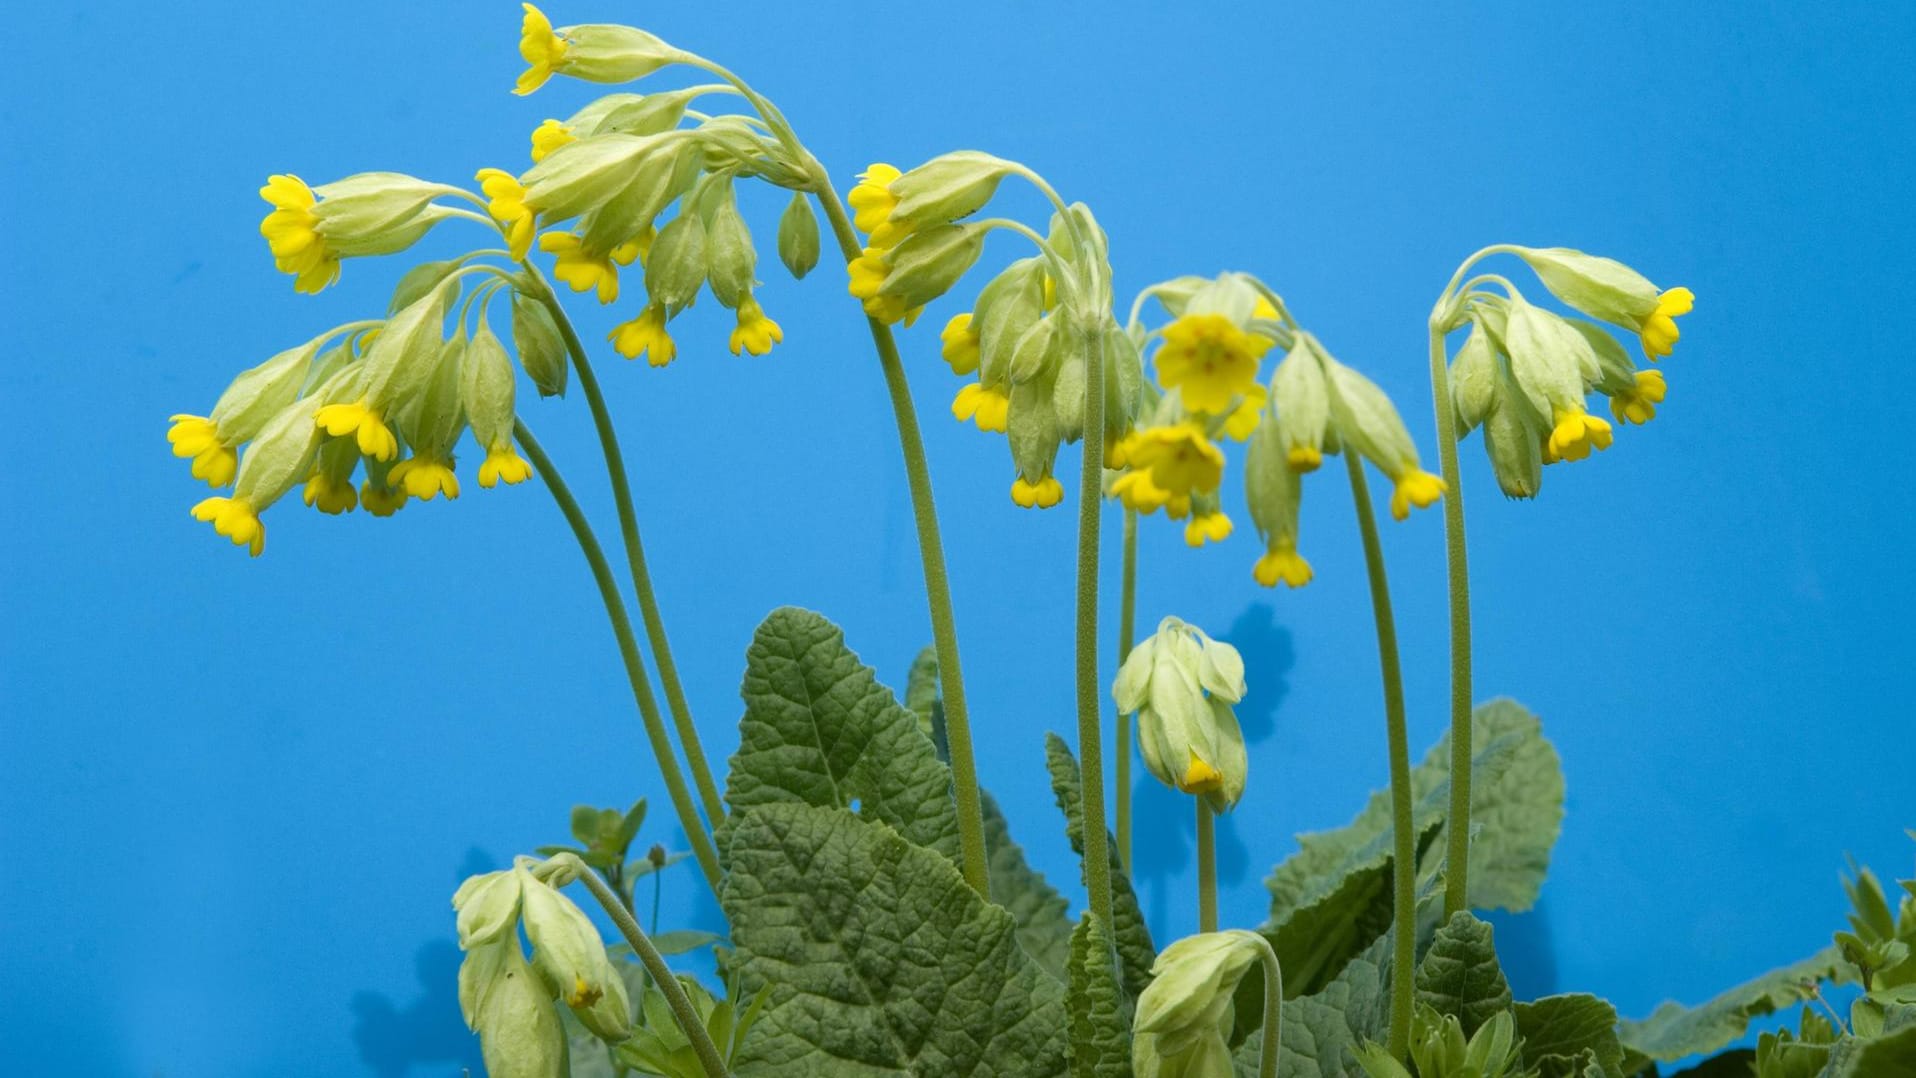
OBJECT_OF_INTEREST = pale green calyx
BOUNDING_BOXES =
[398,331,468,458]
[1501,293,1596,418]
[703,183,757,308]
[1113,616,1249,811]
[875,223,989,310]
[552,22,683,84]
[359,277,456,409]
[510,292,568,398]
[207,336,323,445]
[776,192,820,280]
[1448,324,1499,435]
[462,318,519,452]
[310,172,462,257]
[231,396,324,509]
[521,133,658,224]
[645,210,709,313]
[578,134,700,253]
[888,150,1014,230]
[1133,930,1271,1077]
[460,936,569,1078]
[518,871,633,1041]
[1512,245,1661,330]
[453,869,525,949]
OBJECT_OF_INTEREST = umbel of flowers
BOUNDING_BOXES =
[166,7,1725,1078]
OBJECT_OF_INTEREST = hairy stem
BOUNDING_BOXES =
[1427,325,1474,917]
[1196,800,1217,933]
[809,174,990,897]
[1072,325,1116,930]
[514,420,722,892]
[1344,453,1418,1059]
[571,867,731,1078]
[1116,507,1137,872]
[522,268,725,827]
[1258,939,1285,1078]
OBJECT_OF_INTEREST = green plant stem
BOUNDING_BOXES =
[514,420,723,893]
[1258,939,1285,1078]
[808,176,990,898]
[572,867,731,1078]
[1196,800,1217,933]
[1115,507,1137,873]
[1427,325,1474,918]
[1071,324,1116,931]
[1344,453,1417,1060]
[523,267,726,828]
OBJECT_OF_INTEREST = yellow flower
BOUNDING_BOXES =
[1286,446,1323,473]
[1547,407,1614,463]
[191,496,266,557]
[729,298,784,357]
[1222,385,1266,442]
[167,415,238,488]
[1253,538,1313,589]
[1180,750,1226,794]
[1111,469,1170,513]
[1124,422,1226,497]
[258,174,340,294]
[361,479,407,517]
[479,440,534,488]
[315,400,399,462]
[529,119,575,162]
[540,231,636,304]
[476,168,538,261]
[951,383,1009,433]
[847,163,908,248]
[302,471,358,515]
[1011,476,1064,509]
[514,3,569,96]
[390,456,460,500]
[1639,286,1694,361]
[1154,313,1274,415]
[1388,469,1446,522]
[1184,511,1232,548]
[940,313,980,375]
[609,304,676,366]
[1610,369,1666,425]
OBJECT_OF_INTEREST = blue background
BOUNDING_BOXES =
[4,1,1914,1074]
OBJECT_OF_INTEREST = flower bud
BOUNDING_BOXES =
[1133,930,1271,1077]
[704,184,757,308]
[1007,364,1063,505]
[454,869,525,949]
[1512,246,1660,331]
[520,134,656,224]
[645,211,709,313]
[399,332,468,458]
[519,874,632,1040]
[1114,617,1249,811]
[552,21,681,84]
[461,937,569,1078]
[1481,391,1544,499]
[776,192,821,280]
[1245,416,1310,588]
[1448,324,1499,435]
[887,151,1013,230]
[307,172,462,257]
[512,292,568,398]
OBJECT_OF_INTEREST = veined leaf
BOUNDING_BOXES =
[721,803,1068,1077]
[724,608,959,860]
[1618,947,1848,1062]
[1233,930,1396,1078]
[1516,993,1624,1078]
[1415,912,1512,1036]
[1066,913,1132,1078]
[1046,733,1157,998]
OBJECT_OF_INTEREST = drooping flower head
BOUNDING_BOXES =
[1112,616,1249,811]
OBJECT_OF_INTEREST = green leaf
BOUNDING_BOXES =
[984,790,1076,979]
[903,645,948,756]
[1237,930,1395,1078]
[1414,912,1512,1036]
[1257,700,1561,1009]
[1066,913,1133,1078]
[1618,947,1848,1062]
[721,803,1068,1077]
[1046,733,1157,998]
[725,608,960,860]
[648,930,725,956]
[570,804,603,846]
[1825,1023,1916,1078]
[1516,994,1624,1078]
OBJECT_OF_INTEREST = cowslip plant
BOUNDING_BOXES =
[167,6,1905,1078]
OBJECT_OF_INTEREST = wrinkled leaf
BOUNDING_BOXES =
[1047,733,1156,998]
[1415,912,1511,1036]
[721,803,1068,1076]
[724,608,960,860]
[1618,947,1847,1062]
[1516,994,1624,1078]
[1067,913,1132,1078]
